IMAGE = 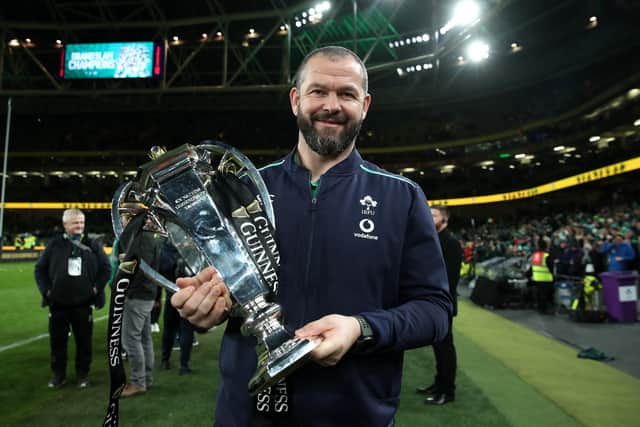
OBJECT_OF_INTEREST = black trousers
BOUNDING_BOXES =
[49,306,93,377]
[161,295,194,368]
[432,325,456,396]
[533,281,554,313]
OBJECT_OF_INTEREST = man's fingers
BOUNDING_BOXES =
[176,266,219,289]
[176,277,199,290]
[187,284,223,321]
[170,286,195,309]
[295,316,331,338]
[309,340,339,367]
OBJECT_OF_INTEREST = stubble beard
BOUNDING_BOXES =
[297,106,363,157]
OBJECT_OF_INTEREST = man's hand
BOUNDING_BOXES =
[171,266,232,329]
[295,314,361,367]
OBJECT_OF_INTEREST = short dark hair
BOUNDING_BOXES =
[430,204,450,219]
[293,46,368,94]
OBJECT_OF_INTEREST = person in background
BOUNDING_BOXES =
[35,208,111,389]
[120,226,164,397]
[150,288,162,333]
[529,240,555,314]
[601,233,635,272]
[417,204,462,405]
[159,243,196,375]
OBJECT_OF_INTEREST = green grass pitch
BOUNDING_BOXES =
[1,262,637,426]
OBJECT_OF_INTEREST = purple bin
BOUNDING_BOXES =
[599,271,638,322]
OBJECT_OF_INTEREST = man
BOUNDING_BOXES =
[35,208,111,388]
[172,46,452,427]
[120,223,164,397]
[417,205,462,405]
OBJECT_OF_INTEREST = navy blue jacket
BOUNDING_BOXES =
[215,148,452,427]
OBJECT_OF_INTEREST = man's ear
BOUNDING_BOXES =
[361,93,372,120]
[289,87,299,116]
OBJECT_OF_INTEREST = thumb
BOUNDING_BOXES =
[295,316,332,338]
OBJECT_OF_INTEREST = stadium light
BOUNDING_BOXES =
[467,40,489,62]
[389,33,430,49]
[553,145,565,151]
[8,39,20,47]
[294,1,331,29]
[589,135,600,142]
[634,118,640,127]
[451,1,480,27]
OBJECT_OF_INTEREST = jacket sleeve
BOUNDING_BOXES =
[92,239,112,289]
[359,186,453,353]
[34,244,53,307]
[621,244,636,261]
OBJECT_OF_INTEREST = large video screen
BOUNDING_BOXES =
[60,42,163,79]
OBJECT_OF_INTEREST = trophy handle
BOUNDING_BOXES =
[111,181,179,292]
[196,141,275,228]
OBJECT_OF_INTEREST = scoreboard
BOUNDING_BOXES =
[60,42,164,79]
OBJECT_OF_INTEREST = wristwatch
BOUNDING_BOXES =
[353,315,374,352]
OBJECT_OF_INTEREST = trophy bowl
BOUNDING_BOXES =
[111,141,318,394]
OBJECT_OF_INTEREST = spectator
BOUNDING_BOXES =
[34,208,111,388]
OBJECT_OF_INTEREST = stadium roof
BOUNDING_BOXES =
[1,0,638,112]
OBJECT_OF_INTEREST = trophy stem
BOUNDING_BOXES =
[240,295,320,395]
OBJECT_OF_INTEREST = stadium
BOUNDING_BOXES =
[0,0,639,426]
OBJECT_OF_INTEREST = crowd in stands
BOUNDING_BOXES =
[454,201,640,277]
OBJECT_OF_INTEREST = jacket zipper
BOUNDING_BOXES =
[301,174,318,324]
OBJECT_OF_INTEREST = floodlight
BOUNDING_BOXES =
[553,145,565,151]
[467,40,489,62]
[452,1,480,27]
[514,153,526,159]
[589,136,600,142]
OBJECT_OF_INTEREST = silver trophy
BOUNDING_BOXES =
[111,142,318,394]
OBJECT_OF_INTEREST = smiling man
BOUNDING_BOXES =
[171,46,452,427]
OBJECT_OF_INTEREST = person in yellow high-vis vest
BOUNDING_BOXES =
[530,240,555,314]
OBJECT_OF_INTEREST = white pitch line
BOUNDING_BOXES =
[0,314,109,353]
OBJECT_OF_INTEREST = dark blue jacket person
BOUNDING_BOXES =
[171,46,452,427]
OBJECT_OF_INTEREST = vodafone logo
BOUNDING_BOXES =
[359,219,375,233]
[354,218,378,241]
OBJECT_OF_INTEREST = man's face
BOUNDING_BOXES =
[63,215,85,236]
[290,54,371,156]
[431,208,446,232]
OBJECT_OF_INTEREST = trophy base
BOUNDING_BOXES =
[248,337,319,395]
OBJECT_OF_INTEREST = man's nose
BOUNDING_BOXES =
[322,92,341,112]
